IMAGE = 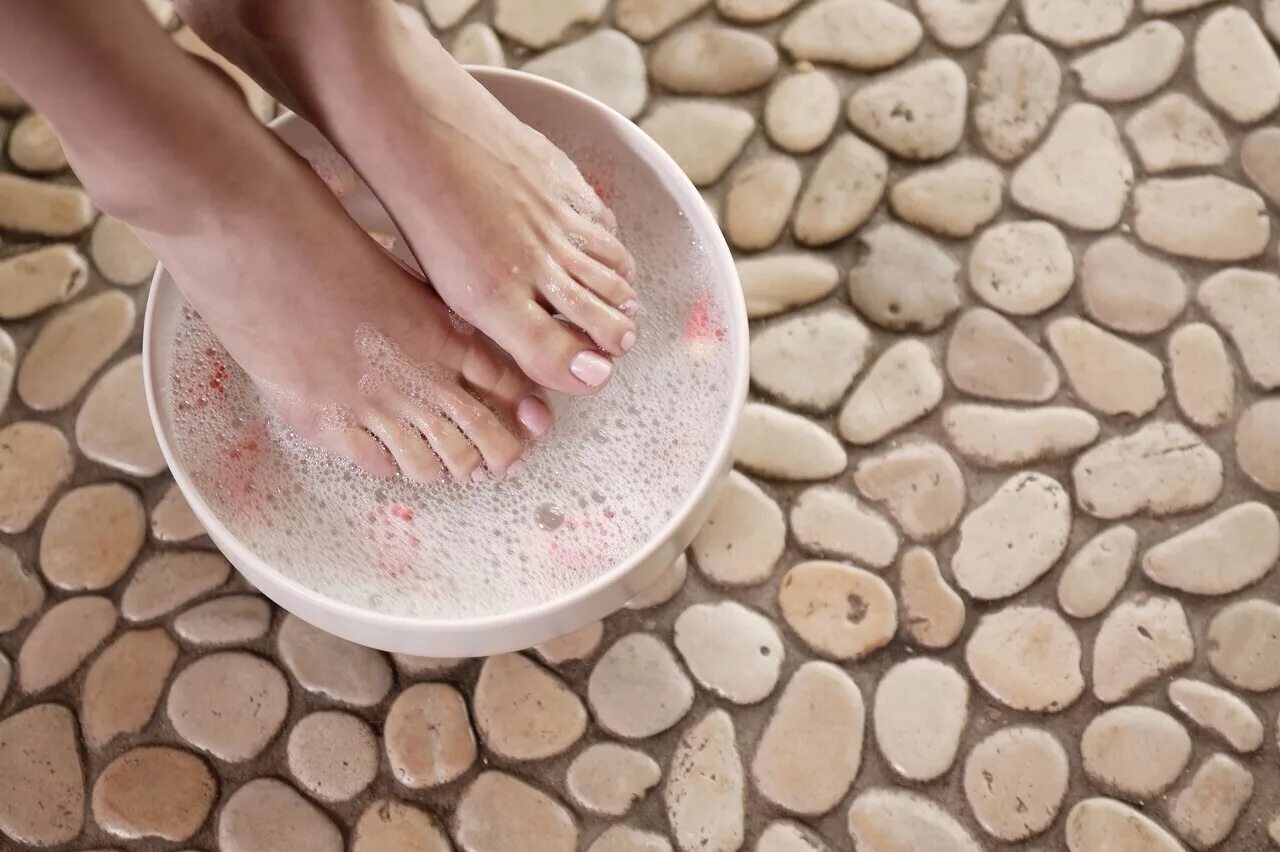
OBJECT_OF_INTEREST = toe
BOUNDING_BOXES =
[425,384,525,476]
[480,299,615,396]
[401,398,483,481]
[315,427,397,478]
[456,337,554,440]
[559,237,636,313]
[538,272,636,356]
[366,412,445,483]
[568,215,636,283]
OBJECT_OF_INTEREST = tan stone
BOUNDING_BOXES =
[764,70,839,154]
[7,112,66,173]
[969,220,1073,316]
[522,30,648,119]
[40,482,144,591]
[1071,21,1183,102]
[92,746,214,841]
[1200,268,1280,389]
[1168,754,1253,849]
[640,102,754,187]
[1168,323,1233,430]
[780,0,922,70]
[790,486,898,567]
[167,652,289,762]
[1093,596,1194,703]
[450,22,506,66]
[151,483,205,542]
[456,772,578,852]
[1022,0,1132,47]
[735,402,845,480]
[1056,525,1136,619]
[534,620,603,664]
[75,355,166,477]
[846,223,961,332]
[1169,679,1264,754]
[385,682,477,788]
[0,704,84,846]
[588,633,694,738]
[650,27,778,95]
[724,155,800,251]
[1066,798,1184,852]
[276,613,391,706]
[567,743,660,816]
[944,404,1098,468]
[946,308,1059,403]
[666,710,744,849]
[964,727,1068,841]
[0,173,93,236]
[846,59,967,160]
[18,291,135,411]
[1082,706,1190,801]
[493,0,606,48]
[965,606,1083,712]
[0,244,87,320]
[1207,599,1280,692]
[218,778,342,852]
[839,340,944,444]
[18,595,116,692]
[749,308,871,412]
[873,658,967,782]
[691,471,784,586]
[474,653,586,759]
[1125,94,1229,174]
[674,601,783,704]
[286,711,378,802]
[975,34,1061,162]
[0,543,45,633]
[854,441,966,541]
[174,595,271,645]
[898,547,965,649]
[1144,503,1278,595]
[737,253,838,319]
[792,134,887,246]
[90,215,155,286]
[0,421,72,534]
[779,561,896,661]
[917,0,1010,48]
[848,789,983,851]
[889,157,1004,239]
[82,628,178,748]
[1238,399,1280,492]
[1047,317,1166,416]
[122,551,229,622]
[1194,7,1280,123]
[1073,422,1222,519]
[353,799,450,852]
[614,0,709,40]
[1134,178,1269,262]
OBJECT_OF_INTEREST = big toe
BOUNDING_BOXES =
[492,300,623,395]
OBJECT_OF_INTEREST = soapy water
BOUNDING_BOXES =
[164,132,737,620]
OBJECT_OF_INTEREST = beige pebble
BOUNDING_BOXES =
[424,0,478,29]
[969,220,1073,316]
[1237,399,1280,492]
[391,653,463,677]
[384,682,477,788]
[75,355,166,476]
[1011,103,1133,230]
[749,308,871,412]
[174,595,271,645]
[286,711,378,802]
[1021,0,1132,47]
[1093,595,1194,703]
[589,633,694,739]
[1194,7,1280,123]
[1066,798,1184,852]
[737,253,838,319]
[640,101,754,187]
[0,74,23,111]
[81,628,178,748]
[18,595,116,693]
[1056,525,1137,619]
[854,441,966,541]
[1125,94,1229,174]
[779,0,922,70]
[589,825,672,852]
[952,471,1071,601]
[717,0,802,22]
[218,778,342,852]
[917,0,1010,48]
[889,157,1004,239]
[943,404,1098,469]
[792,134,887,247]
[1134,178,1269,261]
[691,471,784,586]
[650,26,778,95]
[151,483,205,542]
[522,30,648,119]
[614,0,709,41]
[1168,754,1253,849]
[567,743,660,816]
[1073,421,1222,519]
[763,70,839,154]
[90,215,155,286]
[168,653,288,762]
[1144,0,1217,10]
[277,613,391,706]
[0,543,44,633]
[0,173,94,236]
[946,308,1059,403]
[174,27,274,122]
[352,799,450,852]
[534,620,604,664]
[965,605,1084,712]
[1071,21,1183,102]
[779,561,896,661]
[458,773,577,852]
[1047,317,1166,416]
[1081,236,1187,336]
[626,553,688,609]
[675,601,782,704]
[1199,268,1280,389]
[734,402,846,481]
[474,653,586,759]
[898,547,965,648]
[1082,706,1191,802]
[1241,126,1280,205]
[0,244,87,320]
[92,746,214,842]
[724,155,800,251]
[665,710,744,852]
[451,22,506,66]
[964,726,1068,841]
[753,662,862,816]
[1144,502,1278,595]
[846,59,967,160]
[848,788,983,852]
[7,112,66,173]
[975,34,1062,162]
[39,482,144,591]
[873,658,968,782]
[756,821,829,852]
[493,0,607,49]
[838,340,943,445]
[847,223,961,332]
[0,704,84,846]
[18,290,135,411]
[1169,678,1264,754]
[1207,599,1280,691]
[0,421,72,533]
[122,551,229,622]
[790,486,898,567]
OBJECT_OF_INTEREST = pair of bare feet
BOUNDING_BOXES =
[59,1,638,483]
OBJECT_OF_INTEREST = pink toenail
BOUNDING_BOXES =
[620,299,640,317]
[507,459,526,479]
[517,395,552,437]
[570,350,613,387]
[620,330,637,352]
[471,467,488,483]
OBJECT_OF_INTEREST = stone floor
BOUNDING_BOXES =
[2,0,1280,849]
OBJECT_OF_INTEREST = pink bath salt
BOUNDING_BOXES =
[683,290,725,358]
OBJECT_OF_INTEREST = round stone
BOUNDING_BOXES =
[286,711,378,802]
[1143,503,1278,596]
[1047,318,1166,417]
[1168,678,1264,754]
[965,606,1084,712]
[779,561,896,661]
[1199,268,1280,390]
[0,244,88,320]
[650,27,778,95]
[846,59,967,160]
[943,404,1099,469]
[968,220,1073,315]
[735,402,845,481]
[456,772,578,852]
[873,658,968,782]
[1022,0,1131,47]
[691,471,784,586]
[353,800,450,852]
[898,547,966,649]
[18,595,116,692]
[854,441,966,542]
[1071,20,1183,103]
[792,134,887,247]
[589,825,672,852]
[640,101,754,187]
[0,543,45,633]
[588,633,694,738]
[1125,94,1229,174]
[1081,236,1186,336]
[0,704,84,846]
[82,628,179,748]
[717,0,801,21]
[493,0,607,49]
[0,173,94,236]
[1208,599,1280,691]
[764,70,839,154]
[975,34,1061,162]
[174,595,272,646]
[753,662,862,816]
[7,112,66,173]
[522,30,648,119]
[0,421,73,534]
[847,223,961,332]
[946,308,1059,403]
[451,22,505,66]
[888,157,1004,239]
[167,652,289,762]
[122,551,230,622]
[614,0,709,41]
[917,0,1010,48]
[738,253,839,319]
[1081,706,1191,800]
[1169,324,1233,430]
[749,308,871,412]
[1055,525,1137,620]
[1168,754,1254,849]
[1194,7,1280,123]
[392,653,463,676]
[277,613,391,706]
[1066,798,1184,852]
[790,486,898,567]
[1073,422,1222,520]
[1238,400,1280,493]
[848,789,983,851]
[218,778,342,852]
[566,743,660,816]
[1242,126,1280,205]
[39,482,144,591]
[474,653,586,759]
[18,290,135,411]
[724,155,801,251]
[384,682,477,788]
[534,621,604,664]
[838,340,944,445]
[963,727,1069,841]
[757,821,830,852]
[76,354,166,477]
[666,710,744,849]
[674,601,783,704]
[780,0,923,70]
[150,483,205,542]
[625,553,688,609]
[1093,596,1194,702]
[1134,177,1269,262]
[90,215,155,286]
[92,747,214,842]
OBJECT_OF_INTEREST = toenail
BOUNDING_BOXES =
[507,459,527,479]
[471,467,489,483]
[517,395,552,437]
[620,330,637,353]
[619,299,640,317]
[570,350,613,387]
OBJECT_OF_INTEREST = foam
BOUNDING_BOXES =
[164,124,737,621]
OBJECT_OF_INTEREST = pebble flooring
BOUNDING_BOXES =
[1,0,1280,849]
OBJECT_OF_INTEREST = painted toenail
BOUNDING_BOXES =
[570,350,613,387]
[507,460,527,479]
[620,299,640,317]
[517,395,552,437]
[471,467,488,483]
[620,330,637,352]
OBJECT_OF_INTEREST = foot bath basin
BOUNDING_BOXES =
[143,67,747,656]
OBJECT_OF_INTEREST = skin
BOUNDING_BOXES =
[0,0,637,483]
